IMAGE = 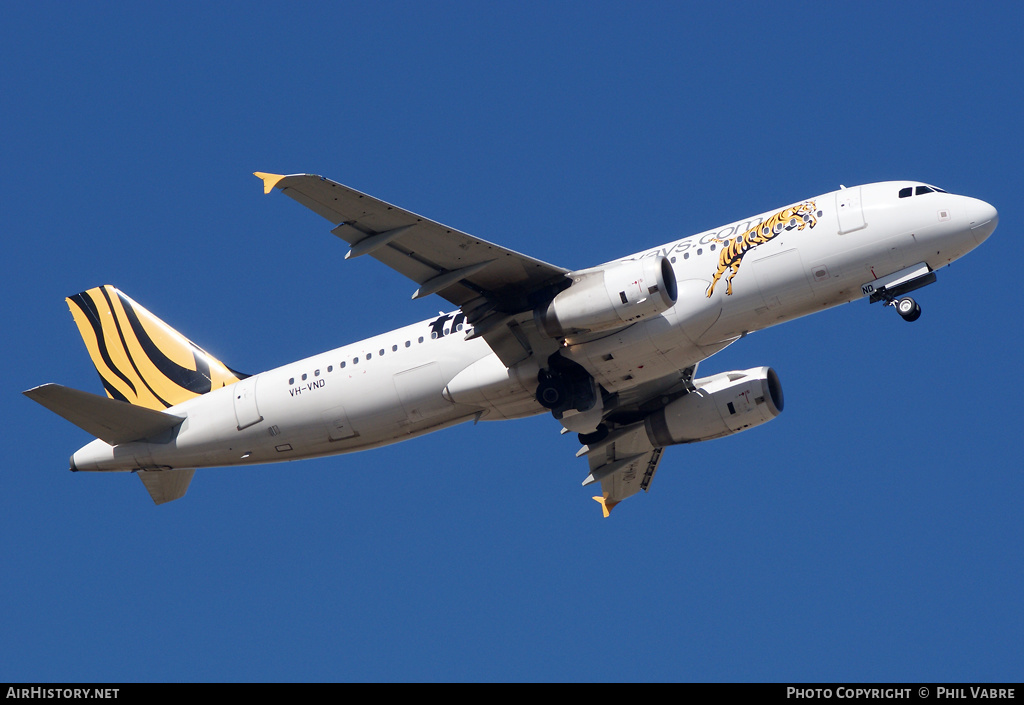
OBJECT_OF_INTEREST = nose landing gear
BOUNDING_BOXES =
[862,263,936,323]
[893,296,922,322]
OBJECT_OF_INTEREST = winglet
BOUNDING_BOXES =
[254,172,286,194]
[592,494,619,518]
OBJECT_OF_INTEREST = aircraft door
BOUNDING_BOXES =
[322,405,357,441]
[836,187,867,234]
[232,376,263,430]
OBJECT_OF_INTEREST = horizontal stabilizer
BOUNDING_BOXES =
[23,383,184,446]
[138,468,195,505]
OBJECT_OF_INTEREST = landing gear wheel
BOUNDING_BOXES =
[536,377,567,409]
[896,297,921,322]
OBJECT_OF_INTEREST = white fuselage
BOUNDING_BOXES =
[71,181,997,473]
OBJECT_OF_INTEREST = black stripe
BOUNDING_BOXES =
[98,287,174,408]
[115,290,214,395]
[101,377,131,404]
[68,292,138,399]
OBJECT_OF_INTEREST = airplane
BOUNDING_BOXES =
[24,173,998,515]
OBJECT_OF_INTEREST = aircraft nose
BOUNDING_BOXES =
[968,197,998,244]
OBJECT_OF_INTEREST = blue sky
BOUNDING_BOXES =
[3,2,1021,682]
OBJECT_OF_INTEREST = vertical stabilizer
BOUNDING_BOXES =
[66,285,247,411]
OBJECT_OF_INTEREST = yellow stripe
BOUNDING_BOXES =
[106,288,194,409]
[67,295,135,403]
[67,285,245,410]
[132,298,199,371]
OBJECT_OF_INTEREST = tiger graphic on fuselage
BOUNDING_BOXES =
[705,200,822,297]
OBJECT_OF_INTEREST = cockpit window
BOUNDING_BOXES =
[901,184,948,198]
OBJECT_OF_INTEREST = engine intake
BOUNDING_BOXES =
[535,256,677,339]
[645,367,783,446]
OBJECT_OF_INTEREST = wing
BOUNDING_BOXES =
[256,172,686,517]
[255,172,570,366]
[579,422,665,517]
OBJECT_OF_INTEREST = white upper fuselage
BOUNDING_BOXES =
[71,181,997,473]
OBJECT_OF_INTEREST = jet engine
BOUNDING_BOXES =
[645,367,783,446]
[534,256,677,339]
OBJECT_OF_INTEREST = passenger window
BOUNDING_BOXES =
[366,353,372,360]
[379,348,385,356]
[405,341,411,348]
[314,369,320,377]
[327,365,332,372]
[899,187,913,198]
[418,336,424,343]
[301,373,307,381]
[288,378,294,385]
[916,186,933,195]
[353,358,358,365]
[340,361,346,369]
[392,345,398,352]
[710,244,716,251]
[697,248,703,255]
[683,252,689,260]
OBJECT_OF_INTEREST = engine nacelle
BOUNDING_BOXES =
[534,256,677,339]
[645,366,783,446]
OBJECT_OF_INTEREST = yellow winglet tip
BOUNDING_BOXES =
[254,172,286,194]
[592,495,619,518]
